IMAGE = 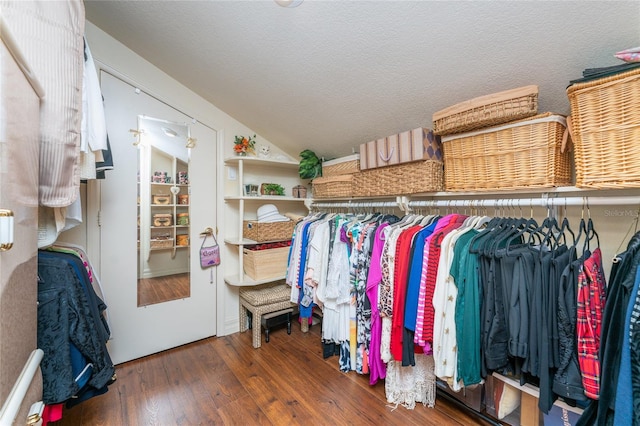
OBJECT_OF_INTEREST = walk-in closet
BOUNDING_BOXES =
[1,1,639,425]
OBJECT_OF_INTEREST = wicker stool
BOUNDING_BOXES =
[239,283,295,348]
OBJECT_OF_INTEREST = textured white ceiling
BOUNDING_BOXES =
[84,1,640,159]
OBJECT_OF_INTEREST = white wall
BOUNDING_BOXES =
[84,21,299,336]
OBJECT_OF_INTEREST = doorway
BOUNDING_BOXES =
[97,71,218,364]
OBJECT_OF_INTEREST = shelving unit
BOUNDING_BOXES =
[138,145,190,279]
[223,156,306,286]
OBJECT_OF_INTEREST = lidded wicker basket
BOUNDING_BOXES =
[567,67,640,188]
[322,154,360,177]
[433,85,539,135]
[441,113,572,191]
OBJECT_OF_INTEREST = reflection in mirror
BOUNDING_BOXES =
[137,116,191,306]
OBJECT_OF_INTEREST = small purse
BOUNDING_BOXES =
[200,233,221,268]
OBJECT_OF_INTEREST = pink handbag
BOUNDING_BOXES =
[199,234,220,268]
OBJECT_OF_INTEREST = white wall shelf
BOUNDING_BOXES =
[223,156,303,286]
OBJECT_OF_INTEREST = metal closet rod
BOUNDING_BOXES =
[311,201,400,209]
[407,196,640,209]
[309,195,640,212]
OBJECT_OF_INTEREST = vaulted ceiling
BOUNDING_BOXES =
[84,1,639,159]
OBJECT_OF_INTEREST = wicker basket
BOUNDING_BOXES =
[433,85,538,135]
[442,113,572,191]
[567,67,640,188]
[150,238,173,249]
[352,160,444,197]
[243,247,290,280]
[312,175,354,198]
[243,220,295,242]
[322,154,360,177]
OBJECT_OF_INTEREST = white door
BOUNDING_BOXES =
[98,71,217,364]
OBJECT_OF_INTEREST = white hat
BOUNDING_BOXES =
[257,204,290,223]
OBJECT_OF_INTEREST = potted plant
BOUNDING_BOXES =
[261,183,285,196]
[299,149,322,180]
[234,134,256,156]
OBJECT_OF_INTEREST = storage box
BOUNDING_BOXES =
[312,175,354,198]
[176,234,189,246]
[543,404,582,426]
[359,128,442,170]
[153,213,173,226]
[177,171,189,184]
[442,113,572,191]
[322,154,360,177]
[178,194,189,205]
[352,160,444,196]
[176,213,189,226]
[152,195,171,205]
[243,220,295,242]
[567,67,640,188]
[436,379,484,413]
[243,246,290,280]
[433,85,539,135]
[150,238,173,249]
[292,185,307,198]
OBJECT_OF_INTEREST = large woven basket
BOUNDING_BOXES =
[322,154,360,177]
[312,175,354,198]
[567,67,640,188]
[243,220,295,242]
[352,160,444,197]
[442,113,572,191]
[243,247,290,280]
[433,85,538,135]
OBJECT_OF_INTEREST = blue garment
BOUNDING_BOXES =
[613,265,640,425]
[297,221,314,319]
[404,220,438,330]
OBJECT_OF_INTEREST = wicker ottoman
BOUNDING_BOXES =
[239,283,295,348]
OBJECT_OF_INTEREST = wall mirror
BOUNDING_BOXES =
[136,115,192,306]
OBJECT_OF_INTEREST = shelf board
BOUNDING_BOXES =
[224,237,291,246]
[224,274,287,287]
[224,156,298,169]
[492,373,584,414]
[225,195,307,202]
[149,182,189,186]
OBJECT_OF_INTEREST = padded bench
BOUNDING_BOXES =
[239,283,295,348]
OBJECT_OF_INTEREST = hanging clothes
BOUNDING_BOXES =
[37,250,115,406]
[578,232,640,425]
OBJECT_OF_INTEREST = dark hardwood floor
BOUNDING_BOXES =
[138,273,190,307]
[54,319,494,425]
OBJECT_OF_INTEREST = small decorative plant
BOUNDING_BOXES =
[261,183,285,196]
[299,149,322,179]
[234,134,256,156]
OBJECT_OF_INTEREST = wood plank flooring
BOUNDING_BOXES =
[54,320,494,425]
[137,273,190,307]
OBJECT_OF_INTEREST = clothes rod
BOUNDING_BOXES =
[310,201,400,209]
[308,195,640,213]
[407,196,640,209]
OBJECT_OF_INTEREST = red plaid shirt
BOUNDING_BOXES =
[576,247,607,399]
